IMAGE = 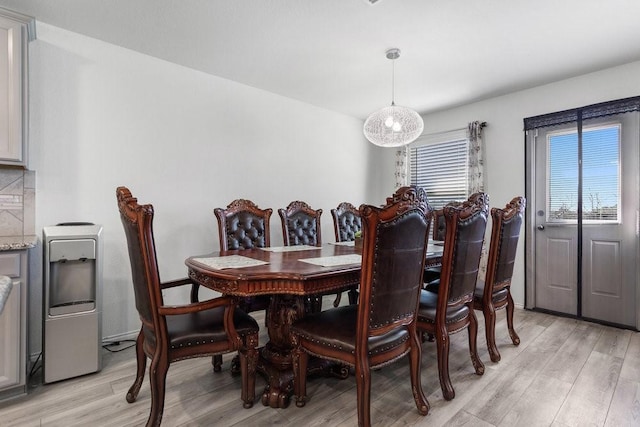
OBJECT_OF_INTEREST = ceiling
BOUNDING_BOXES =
[1,0,640,120]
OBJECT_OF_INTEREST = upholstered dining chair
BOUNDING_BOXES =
[331,201,362,242]
[330,201,362,306]
[473,196,525,362]
[417,192,489,401]
[201,198,273,371]
[424,200,464,286]
[278,200,322,247]
[190,199,273,303]
[213,199,272,310]
[116,187,259,427]
[432,207,447,242]
[279,200,323,311]
[291,186,432,427]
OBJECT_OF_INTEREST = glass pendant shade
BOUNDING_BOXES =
[363,104,424,147]
[364,48,424,147]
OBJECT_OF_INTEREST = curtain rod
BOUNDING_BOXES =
[421,121,486,139]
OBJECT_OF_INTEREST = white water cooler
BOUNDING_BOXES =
[43,223,103,383]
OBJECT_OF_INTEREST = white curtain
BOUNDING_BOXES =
[467,120,485,194]
[394,146,408,189]
[467,120,488,279]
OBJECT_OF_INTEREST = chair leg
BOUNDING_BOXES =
[239,333,258,408]
[190,283,200,303]
[483,303,501,363]
[506,291,521,346]
[435,327,455,401]
[332,292,342,307]
[293,347,309,407]
[126,329,146,403]
[146,353,169,427]
[212,355,223,372]
[409,330,429,416]
[306,296,322,313]
[354,356,372,427]
[347,288,359,305]
[468,308,485,375]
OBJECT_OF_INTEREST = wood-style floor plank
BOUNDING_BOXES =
[0,308,638,426]
[553,350,623,426]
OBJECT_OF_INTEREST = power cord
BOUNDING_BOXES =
[102,339,136,352]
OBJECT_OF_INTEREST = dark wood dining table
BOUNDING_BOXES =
[185,242,443,408]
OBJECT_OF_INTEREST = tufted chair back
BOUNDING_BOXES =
[214,199,272,250]
[278,201,322,246]
[433,201,463,241]
[331,202,362,242]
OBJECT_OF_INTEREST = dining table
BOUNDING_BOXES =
[185,241,443,408]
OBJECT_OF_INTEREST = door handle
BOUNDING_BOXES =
[537,225,545,230]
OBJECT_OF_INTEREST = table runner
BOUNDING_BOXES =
[298,254,362,267]
[192,255,268,270]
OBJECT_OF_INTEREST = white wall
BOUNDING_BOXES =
[379,60,640,306]
[27,23,376,353]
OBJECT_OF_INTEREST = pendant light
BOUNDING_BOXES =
[363,48,424,147]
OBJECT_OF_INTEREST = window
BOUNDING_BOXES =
[409,129,469,209]
[547,124,620,223]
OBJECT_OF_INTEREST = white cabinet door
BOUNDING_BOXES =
[0,280,21,389]
[0,16,25,163]
[0,10,34,166]
[0,250,27,399]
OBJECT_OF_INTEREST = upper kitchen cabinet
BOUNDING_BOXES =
[0,9,35,167]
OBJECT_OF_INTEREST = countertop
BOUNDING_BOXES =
[0,235,37,251]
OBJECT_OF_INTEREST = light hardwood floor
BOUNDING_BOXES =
[1,307,639,426]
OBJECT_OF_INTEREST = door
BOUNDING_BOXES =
[530,113,639,328]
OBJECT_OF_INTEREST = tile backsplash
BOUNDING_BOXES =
[0,168,35,236]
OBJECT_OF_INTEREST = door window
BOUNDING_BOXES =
[547,124,620,223]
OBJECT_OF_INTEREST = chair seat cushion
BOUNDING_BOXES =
[167,307,259,349]
[474,280,509,303]
[417,289,469,325]
[424,279,440,293]
[291,305,409,357]
[423,267,441,284]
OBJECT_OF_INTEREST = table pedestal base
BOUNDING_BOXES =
[256,294,349,408]
[257,346,349,408]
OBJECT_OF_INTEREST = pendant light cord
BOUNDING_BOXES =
[391,57,395,106]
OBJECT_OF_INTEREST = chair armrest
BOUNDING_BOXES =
[158,295,236,316]
[160,277,192,289]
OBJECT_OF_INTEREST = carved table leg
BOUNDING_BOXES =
[257,294,348,408]
[258,294,304,408]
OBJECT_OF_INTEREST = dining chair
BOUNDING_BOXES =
[417,192,489,401]
[473,196,525,362]
[191,199,273,304]
[208,199,272,371]
[331,201,362,242]
[330,201,362,306]
[279,200,323,311]
[291,186,432,427]
[432,207,447,241]
[278,200,322,247]
[116,187,259,427]
[424,201,463,285]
